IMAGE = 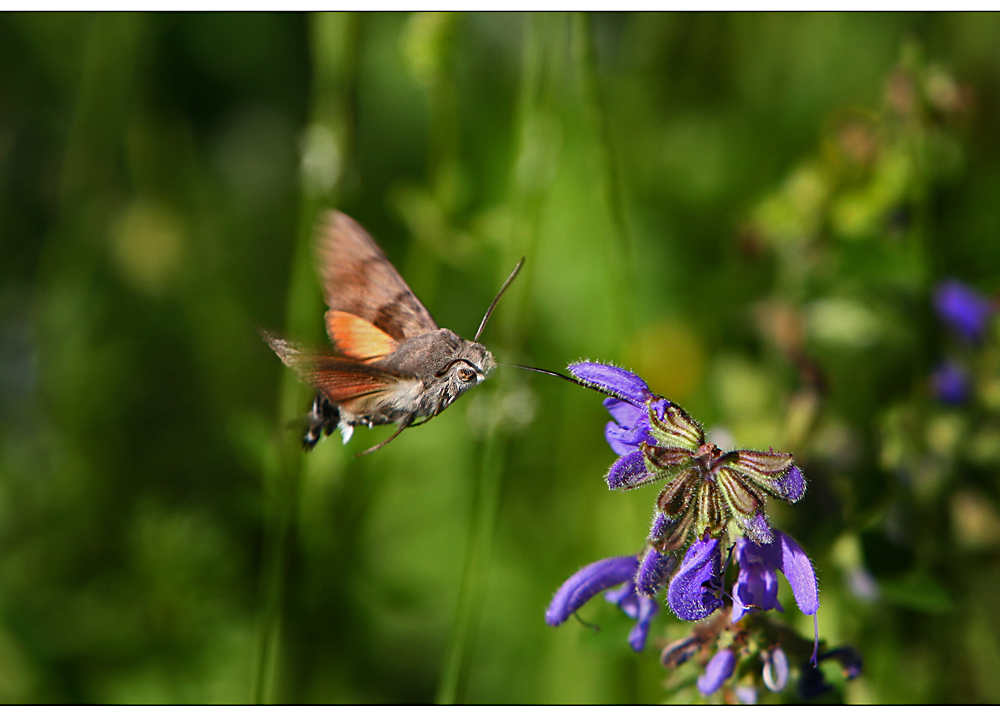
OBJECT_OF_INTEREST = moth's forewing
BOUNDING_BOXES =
[314,211,439,348]
[648,403,704,452]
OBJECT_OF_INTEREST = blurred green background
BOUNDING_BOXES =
[3,11,1000,704]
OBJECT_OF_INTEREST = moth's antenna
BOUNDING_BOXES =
[474,257,525,342]
[500,363,587,388]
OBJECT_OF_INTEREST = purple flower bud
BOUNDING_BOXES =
[934,279,994,343]
[606,450,652,489]
[773,465,807,503]
[635,548,675,597]
[648,512,672,543]
[931,361,969,405]
[546,555,638,626]
[738,511,775,545]
[697,648,736,695]
[667,536,723,621]
[568,362,652,406]
[762,647,790,692]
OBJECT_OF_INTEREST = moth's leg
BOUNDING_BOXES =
[408,414,437,429]
[355,414,415,457]
[303,393,340,451]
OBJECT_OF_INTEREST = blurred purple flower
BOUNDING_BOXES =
[545,554,659,651]
[734,685,758,704]
[697,647,736,695]
[931,361,969,405]
[934,279,994,342]
[667,536,724,621]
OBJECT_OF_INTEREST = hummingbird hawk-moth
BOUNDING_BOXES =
[263,211,523,455]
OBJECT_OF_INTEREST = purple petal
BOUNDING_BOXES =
[667,537,723,621]
[606,450,652,489]
[605,420,651,456]
[626,594,659,651]
[603,397,645,429]
[762,647,789,692]
[568,362,651,406]
[604,580,639,618]
[697,648,736,695]
[546,555,639,626]
[732,538,783,622]
[776,531,819,615]
[935,279,994,342]
[773,465,807,503]
[635,548,675,597]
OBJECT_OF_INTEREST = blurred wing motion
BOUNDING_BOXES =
[314,211,438,361]
[261,331,418,407]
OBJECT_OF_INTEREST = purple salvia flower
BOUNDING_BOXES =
[732,531,819,622]
[762,647,790,692]
[697,647,736,695]
[635,547,675,597]
[931,361,969,405]
[545,554,658,652]
[934,279,994,342]
[568,362,652,406]
[545,555,638,627]
[667,536,724,621]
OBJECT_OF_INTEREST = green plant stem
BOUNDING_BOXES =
[249,12,358,704]
[436,432,507,704]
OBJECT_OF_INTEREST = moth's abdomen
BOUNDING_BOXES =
[304,393,339,450]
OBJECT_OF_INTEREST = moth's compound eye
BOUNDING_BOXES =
[457,367,476,383]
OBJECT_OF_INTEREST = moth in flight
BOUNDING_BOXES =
[263,211,522,455]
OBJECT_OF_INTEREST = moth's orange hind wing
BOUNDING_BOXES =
[326,310,399,363]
